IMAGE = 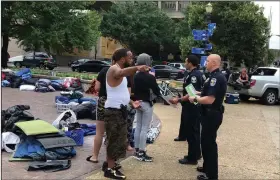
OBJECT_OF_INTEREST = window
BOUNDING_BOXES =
[175,64,180,68]
[253,68,277,76]
[162,1,176,11]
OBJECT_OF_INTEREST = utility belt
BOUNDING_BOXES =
[201,105,224,114]
[106,104,128,119]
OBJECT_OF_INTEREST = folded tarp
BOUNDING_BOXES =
[15,120,59,136]
[36,136,77,149]
[27,160,71,172]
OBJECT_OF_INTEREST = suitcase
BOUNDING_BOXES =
[225,93,240,104]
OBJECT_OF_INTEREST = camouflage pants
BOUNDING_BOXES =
[127,105,136,145]
[104,108,127,160]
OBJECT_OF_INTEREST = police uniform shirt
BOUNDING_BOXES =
[201,68,227,109]
[183,68,204,97]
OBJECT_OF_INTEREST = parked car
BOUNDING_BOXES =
[72,60,110,72]
[153,65,185,80]
[233,67,280,105]
[13,52,57,70]
[69,59,90,69]
[168,62,186,70]
[8,55,23,67]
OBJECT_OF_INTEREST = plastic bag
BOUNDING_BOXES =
[71,103,96,120]
[52,110,77,129]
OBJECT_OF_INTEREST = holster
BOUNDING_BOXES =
[120,104,128,119]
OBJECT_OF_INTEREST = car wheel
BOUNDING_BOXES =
[14,62,22,68]
[77,67,82,73]
[72,68,76,72]
[239,94,250,101]
[48,67,54,70]
[39,64,45,69]
[262,89,277,105]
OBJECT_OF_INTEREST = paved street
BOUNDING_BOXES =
[1,88,279,179]
[88,101,280,179]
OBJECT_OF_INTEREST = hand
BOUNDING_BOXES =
[189,96,195,103]
[137,65,150,72]
[169,97,179,104]
[195,91,201,95]
[132,100,141,109]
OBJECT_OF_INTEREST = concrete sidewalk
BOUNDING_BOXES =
[86,103,279,179]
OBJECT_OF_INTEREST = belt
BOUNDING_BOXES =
[202,105,224,114]
[106,105,128,119]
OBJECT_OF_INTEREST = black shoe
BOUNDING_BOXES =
[174,137,186,141]
[133,148,139,158]
[136,151,153,162]
[178,158,198,165]
[184,155,202,160]
[196,166,205,173]
[102,162,122,172]
[104,167,126,180]
[197,175,209,180]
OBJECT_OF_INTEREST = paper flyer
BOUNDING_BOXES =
[185,84,198,105]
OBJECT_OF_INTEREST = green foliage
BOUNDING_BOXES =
[100,1,176,55]
[11,67,97,80]
[179,2,270,67]
[1,1,101,54]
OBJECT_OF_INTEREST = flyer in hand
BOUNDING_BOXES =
[185,84,198,105]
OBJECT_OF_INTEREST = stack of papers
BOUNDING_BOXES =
[185,84,198,105]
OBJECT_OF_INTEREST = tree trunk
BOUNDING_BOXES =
[94,46,97,59]
[1,34,9,68]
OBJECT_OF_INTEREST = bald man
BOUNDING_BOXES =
[187,54,227,180]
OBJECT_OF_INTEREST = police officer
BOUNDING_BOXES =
[170,55,203,164]
[189,54,227,180]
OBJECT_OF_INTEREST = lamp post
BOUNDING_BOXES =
[205,3,212,56]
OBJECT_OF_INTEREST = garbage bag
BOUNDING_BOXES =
[52,110,77,129]
[51,81,65,91]
[4,105,31,119]
[10,76,23,88]
[27,160,71,172]
[71,103,96,120]
[23,78,39,85]
[3,105,34,132]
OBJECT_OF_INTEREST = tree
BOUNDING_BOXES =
[179,2,270,67]
[100,1,176,57]
[1,1,101,68]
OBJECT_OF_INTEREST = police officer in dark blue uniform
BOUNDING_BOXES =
[188,54,227,180]
[170,55,204,164]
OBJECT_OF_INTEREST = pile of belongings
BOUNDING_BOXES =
[85,79,98,96]
[52,110,97,146]
[130,116,161,146]
[1,68,84,93]
[55,91,97,120]
[1,105,77,172]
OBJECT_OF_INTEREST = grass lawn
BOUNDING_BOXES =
[10,67,97,80]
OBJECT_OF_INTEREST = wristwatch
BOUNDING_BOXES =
[194,97,198,103]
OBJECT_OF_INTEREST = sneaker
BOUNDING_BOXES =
[104,167,126,180]
[136,151,153,162]
[102,162,122,172]
[133,148,139,158]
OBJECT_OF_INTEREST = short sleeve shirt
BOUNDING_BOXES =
[201,68,227,108]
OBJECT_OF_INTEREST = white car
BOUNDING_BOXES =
[168,63,186,70]
[8,55,23,67]
[234,67,280,105]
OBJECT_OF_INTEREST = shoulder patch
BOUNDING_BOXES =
[210,78,217,86]
[191,76,197,83]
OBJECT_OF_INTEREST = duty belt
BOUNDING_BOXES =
[202,105,224,114]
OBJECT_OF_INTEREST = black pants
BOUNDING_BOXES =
[185,105,201,161]
[201,110,223,179]
[178,105,188,140]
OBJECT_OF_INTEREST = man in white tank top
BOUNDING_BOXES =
[103,48,150,179]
